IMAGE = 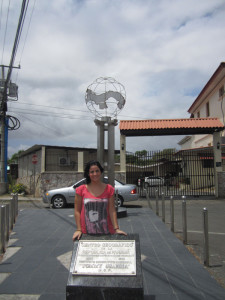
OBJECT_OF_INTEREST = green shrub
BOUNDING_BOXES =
[10,183,27,194]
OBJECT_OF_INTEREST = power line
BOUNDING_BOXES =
[13,112,61,134]
[12,101,89,114]
[1,0,11,64]
[10,101,145,120]
[8,107,93,120]
[18,0,36,65]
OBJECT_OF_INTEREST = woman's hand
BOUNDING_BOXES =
[72,230,82,241]
[115,228,127,236]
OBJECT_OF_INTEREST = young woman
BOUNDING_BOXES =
[72,160,127,241]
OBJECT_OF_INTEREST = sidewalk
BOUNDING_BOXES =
[0,194,42,201]
[0,197,225,299]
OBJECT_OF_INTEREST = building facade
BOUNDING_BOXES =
[179,62,225,150]
[17,145,123,197]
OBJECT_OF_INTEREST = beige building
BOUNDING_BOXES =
[17,144,122,197]
[179,62,225,150]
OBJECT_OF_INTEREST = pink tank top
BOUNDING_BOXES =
[76,184,115,234]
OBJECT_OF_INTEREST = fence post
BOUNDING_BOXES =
[182,196,187,244]
[162,192,165,223]
[155,188,159,216]
[0,205,6,253]
[170,196,174,232]
[203,207,209,267]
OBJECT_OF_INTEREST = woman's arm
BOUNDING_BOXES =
[73,193,83,241]
[108,195,127,236]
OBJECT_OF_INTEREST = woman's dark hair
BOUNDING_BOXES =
[84,160,104,184]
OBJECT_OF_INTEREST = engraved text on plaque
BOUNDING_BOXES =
[73,240,136,276]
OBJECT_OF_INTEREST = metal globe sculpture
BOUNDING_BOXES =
[85,77,126,120]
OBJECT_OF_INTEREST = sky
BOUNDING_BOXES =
[1,0,225,158]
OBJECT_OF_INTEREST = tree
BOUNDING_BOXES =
[135,150,147,157]
[8,150,24,164]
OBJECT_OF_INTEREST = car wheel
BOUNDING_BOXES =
[52,195,66,209]
[117,195,124,207]
[144,182,149,188]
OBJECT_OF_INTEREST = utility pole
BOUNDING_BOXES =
[0,65,7,192]
[0,65,20,193]
[0,0,28,194]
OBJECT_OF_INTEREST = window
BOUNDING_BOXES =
[206,102,210,117]
[197,111,200,118]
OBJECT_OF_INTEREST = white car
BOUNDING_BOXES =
[43,178,139,208]
[144,176,165,188]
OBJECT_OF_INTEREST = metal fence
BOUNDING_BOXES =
[126,149,215,197]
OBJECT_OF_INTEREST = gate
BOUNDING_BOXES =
[126,149,215,197]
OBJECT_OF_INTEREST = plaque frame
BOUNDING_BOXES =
[73,240,136,276]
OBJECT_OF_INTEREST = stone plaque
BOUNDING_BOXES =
[73,240,136,276]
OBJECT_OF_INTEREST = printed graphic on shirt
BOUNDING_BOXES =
[84,198,109,234]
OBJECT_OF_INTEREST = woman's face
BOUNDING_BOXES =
[89,165,102,183]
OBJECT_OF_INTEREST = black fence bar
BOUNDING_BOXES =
[126,149,215,197]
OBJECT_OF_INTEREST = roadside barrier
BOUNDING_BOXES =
[162,192,165,223]
[0,194,18,254]
[203,207,209,267]
[155,188,159,216]
[148,191,212,267]
[182,196,187,244]
[170,196,174,232]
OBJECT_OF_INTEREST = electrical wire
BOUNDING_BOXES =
[5,0,28,85]
[12,112,67,134]
[12,101,89,114]
[0,0,4,34]
[1,0,11,64]
[18,0,36,65]
[10,101,145,120]
[15,0,36,83]
[6,115,20,130]
[8,107,93,120]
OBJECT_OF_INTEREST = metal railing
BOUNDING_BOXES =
[0,194,18,254]
[126,149,215,197]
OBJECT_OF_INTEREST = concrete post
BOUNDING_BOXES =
[41,146,46,172]
[78,152,84,172]
[0,205,6,253]
[5,203,9,242]
[95,119,105,167]
[108,119,117,187]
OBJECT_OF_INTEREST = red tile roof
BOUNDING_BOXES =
[119,118,224,136]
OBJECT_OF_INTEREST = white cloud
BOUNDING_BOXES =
[1,0,225,157]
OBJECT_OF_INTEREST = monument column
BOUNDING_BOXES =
[85,77,126,184]
[95,119,105,167]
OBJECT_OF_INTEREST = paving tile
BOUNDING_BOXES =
[0,206,225,300]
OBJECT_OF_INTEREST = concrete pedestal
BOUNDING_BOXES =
[66,234,143,300]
